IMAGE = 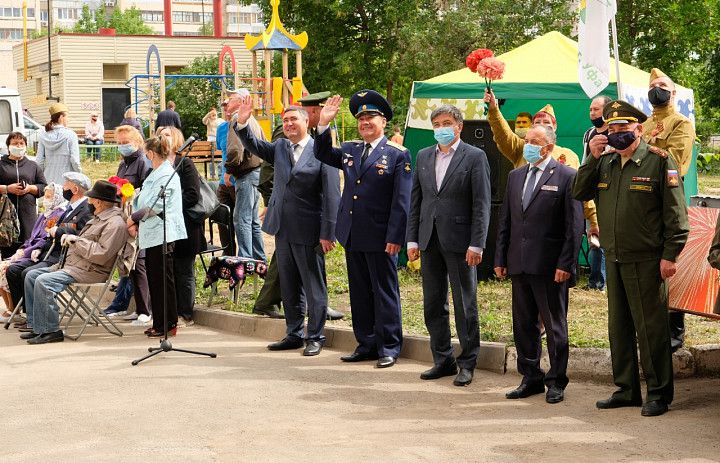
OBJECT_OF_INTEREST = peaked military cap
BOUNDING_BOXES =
[603,100,648,125]
[297,91,331,106]
[349,89,393,120]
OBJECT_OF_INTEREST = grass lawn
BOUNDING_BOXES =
[84,159,720,348]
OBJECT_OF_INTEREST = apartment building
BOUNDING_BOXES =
[0,0,264,87]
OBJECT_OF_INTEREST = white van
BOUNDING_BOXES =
[0,87,25,155]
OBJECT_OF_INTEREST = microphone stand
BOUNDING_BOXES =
[132,138,216,365]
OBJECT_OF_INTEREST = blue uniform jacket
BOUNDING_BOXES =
[314,128,412,252]
[236,125,340,246]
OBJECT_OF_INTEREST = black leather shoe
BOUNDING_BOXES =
[267,337,303,351]
[27,330,64,344]
[376,356,396,368]
[506,382,545,399]
[453,368,474,387]
[19,331,39,340]
[253,306,285,319]
[18,326,34,332]
[546,385,564,404]
[420,362,458,380]
[326,307,344,320]
[340,351,379,362]
[596,396,643,409]
[303,341,322,356]
[641,400,668,417]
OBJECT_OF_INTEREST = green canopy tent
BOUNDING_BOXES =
[404,31,698,198]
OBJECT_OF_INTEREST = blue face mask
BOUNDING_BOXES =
[523,143,544,164]
[433,127,456,146]
[118,144,136,157]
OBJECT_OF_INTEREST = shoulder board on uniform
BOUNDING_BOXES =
[386,140,407,151]
[648,145,669,158]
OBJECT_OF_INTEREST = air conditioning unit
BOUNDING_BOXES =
[40,20,47,26]
[104,0,115,6]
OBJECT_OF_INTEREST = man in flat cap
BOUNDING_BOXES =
[6,172,93,323]
[21,180,129,344]
[643,67,696,351]
[573,100,689,417]
[315,90,412,368]
[252,91,345,321]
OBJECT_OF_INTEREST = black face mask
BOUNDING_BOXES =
[591,116,605,128]
[87,202,96,215]
[607,131,637,150]
[62,189,74,201]
[648,87,671,107]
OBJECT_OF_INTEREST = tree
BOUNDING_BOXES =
[165,55,235,138]
[72,6,153,35]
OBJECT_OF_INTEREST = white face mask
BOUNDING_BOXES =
[9,146,26,158]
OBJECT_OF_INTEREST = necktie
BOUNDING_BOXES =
[361,143,372,165]
[60,205,73,223]
[291,144,299,165]
[522,167,539,210]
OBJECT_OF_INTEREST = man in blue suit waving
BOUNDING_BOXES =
[315,90,412,368]
[231,95,341,356]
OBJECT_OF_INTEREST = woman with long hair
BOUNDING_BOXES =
[128,136,186,337]
[36,103,81,185]
[155,126,204,325]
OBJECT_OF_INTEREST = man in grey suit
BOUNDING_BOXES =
[407,104,491,386]
[231,95,341,356]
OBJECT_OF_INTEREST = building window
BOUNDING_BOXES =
[55,8,79,20]
[103,63,128,81]
[27,8,35,17]
[141,10,164,22]
[35,77,43,95]
[0,29,23,40]
[40,11,48,21]
[0,100,12,134]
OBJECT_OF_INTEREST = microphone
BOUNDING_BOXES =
[176,133,199,154]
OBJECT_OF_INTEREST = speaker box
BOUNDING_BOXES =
[460,120,515,280]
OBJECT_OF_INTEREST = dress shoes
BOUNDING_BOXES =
[303,341,323,356]
[641,400,669,417]
[267,337,304,351]
[18,326,34,332]
[506,382,545,399]
[253,306,285,319]
[326,307,344,320]
[545,385,565,404]
[27,330,64,344]
[595,396,643,409]
[453,368,474,387]
[19,331,39,340]
[420,362,458,380]
[376,356,396,368]
[340,351,379,362]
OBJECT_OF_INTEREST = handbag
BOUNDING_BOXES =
[187,176,220,223]
[0,194,21,248]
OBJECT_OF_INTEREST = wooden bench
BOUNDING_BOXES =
[186,140,221,179]
[76,129,119,161]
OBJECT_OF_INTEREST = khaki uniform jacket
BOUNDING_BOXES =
[63,207,129,284]
[642,105,695,177]
[488,106,598,229]
[573,140,689,263]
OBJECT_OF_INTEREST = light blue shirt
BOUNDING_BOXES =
[132,160,187,249]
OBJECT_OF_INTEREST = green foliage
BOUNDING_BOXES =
[696,152,720,174]
[165,54,232,138]
[72,6,153,35]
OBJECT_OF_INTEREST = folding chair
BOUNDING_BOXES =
[59,248,125,341]
[198,203,239,305]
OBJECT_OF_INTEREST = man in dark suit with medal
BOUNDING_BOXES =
[495,125,584,404]
[314,90,412,368]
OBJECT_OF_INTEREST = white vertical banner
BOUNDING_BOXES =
[578,0,617,98]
